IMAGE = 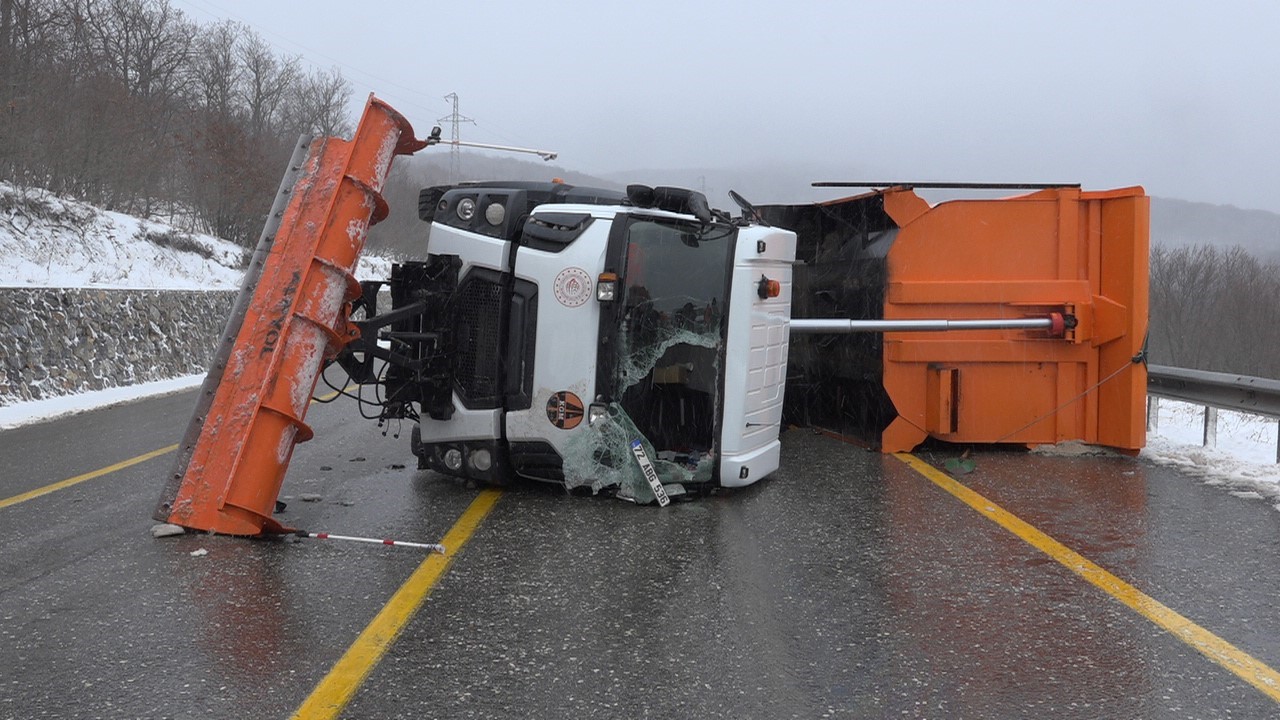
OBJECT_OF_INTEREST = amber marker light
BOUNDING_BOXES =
[757,275,781,299]
[597,272,619,302]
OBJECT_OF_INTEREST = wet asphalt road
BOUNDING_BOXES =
[3,389,1280,718]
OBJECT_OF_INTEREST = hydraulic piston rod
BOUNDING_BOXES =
[790,317,1058,334]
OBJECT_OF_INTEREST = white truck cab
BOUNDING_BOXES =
[382,182,795,502]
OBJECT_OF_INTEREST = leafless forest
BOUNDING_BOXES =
[2,0,1277,380]
[0,0,353,244]
[1149,245,1280,379]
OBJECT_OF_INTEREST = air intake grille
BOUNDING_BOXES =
[509,441,564,483]
[454,274,504,407]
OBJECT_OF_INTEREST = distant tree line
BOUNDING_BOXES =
[1148,244,1280,379]
[0,0,353,244]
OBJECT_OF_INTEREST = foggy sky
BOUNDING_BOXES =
[173,0,1280,213]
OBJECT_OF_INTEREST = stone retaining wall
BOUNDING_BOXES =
[0,288,236,405]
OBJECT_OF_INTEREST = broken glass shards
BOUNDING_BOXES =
[560,403,714,504]
[616,313,720,392]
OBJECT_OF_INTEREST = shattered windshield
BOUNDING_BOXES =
[615,219,730,390]
[566,217,735,500]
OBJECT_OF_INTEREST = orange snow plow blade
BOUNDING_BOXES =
[878,186,1149,453]
[153,96,427,535]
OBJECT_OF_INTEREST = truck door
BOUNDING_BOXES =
[501,207,616,482]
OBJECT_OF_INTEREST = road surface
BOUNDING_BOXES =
[3,384,1280,719]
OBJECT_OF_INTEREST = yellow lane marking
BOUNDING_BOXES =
[312,389,345,403]
[291,489,503,720]
[895,452,1280,704]
[0,388,347,510]
[0,444,178,509]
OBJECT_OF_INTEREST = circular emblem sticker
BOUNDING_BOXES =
[546,391,585,430]
[553,267,592,308]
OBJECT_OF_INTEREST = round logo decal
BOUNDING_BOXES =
[553,267,592,308]
[546,391,585,430]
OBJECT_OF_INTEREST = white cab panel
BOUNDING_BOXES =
[503,207,616,450]
[718,226,796,487]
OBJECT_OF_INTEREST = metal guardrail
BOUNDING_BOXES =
[1147,365,1280,416]
[1146,364,1280,463]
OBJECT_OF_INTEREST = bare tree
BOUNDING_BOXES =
[66,0,194,100]
[282,65,352,138]
[189,18,240,118]
[0,0,69,183]
[1,0,357,246]
[1,0,12,82]
[237,30,298,137]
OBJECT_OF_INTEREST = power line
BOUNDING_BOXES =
[471,119,545,154]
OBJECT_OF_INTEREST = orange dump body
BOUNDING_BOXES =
[764,186,1148,454]
[154,96,426,535]
[879,187,1149,452]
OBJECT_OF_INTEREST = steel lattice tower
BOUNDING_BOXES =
[439,93,474,183]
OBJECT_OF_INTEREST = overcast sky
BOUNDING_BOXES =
[171,0,1280,213]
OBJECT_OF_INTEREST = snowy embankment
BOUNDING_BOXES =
[1,182,391,290]
[0,181,393,408]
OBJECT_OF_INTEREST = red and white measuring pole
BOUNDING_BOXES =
[295,530,446,554]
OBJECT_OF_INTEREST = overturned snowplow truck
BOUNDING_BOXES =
[154,97,1148,535]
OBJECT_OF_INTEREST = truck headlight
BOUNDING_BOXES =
[456,197,476,222]
[443,447,463,471]
[588,402,610,426]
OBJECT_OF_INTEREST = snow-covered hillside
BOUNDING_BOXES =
[1,182,392,288]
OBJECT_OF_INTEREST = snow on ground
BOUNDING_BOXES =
[1142,399,1280,508]
[0,374,205,429]
[1,182,392,289]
